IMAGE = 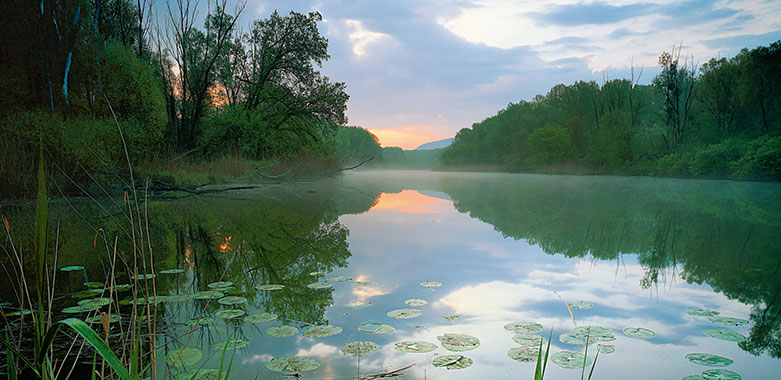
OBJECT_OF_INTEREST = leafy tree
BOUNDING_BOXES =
[334,126,381,166]
[652,46,698,147]
[525,123,573,166]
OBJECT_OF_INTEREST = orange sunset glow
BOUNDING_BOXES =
[370,190,450,213]
[367,125,449,150]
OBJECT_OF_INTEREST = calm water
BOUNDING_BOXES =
[3,171,781,379]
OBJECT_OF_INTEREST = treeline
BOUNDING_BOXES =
[334,126,442,169]
[0,0,348,198]
[440,41,781,180]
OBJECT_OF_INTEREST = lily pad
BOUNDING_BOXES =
[85,314,120,324]
[309,271,326,276]
[159,269,185,274]
[307,282,333,290]
[266,357,320,373]
[192,291,224,300]
[256,284,285,291]
[303,325,342,338]
[346,300,372,309]
[394,341,438,353]
[409,324,425,328]
[704,329,745,342]
[214,309,246,319]
[707,316,749,326]
[7,310,34,317]
[77,298,111,308]
[596,344,615,354]
[341,341,380,357]
[443,313,461,321]
[217,296,248,305]
[559,332,599,345]
[551,351,592,369]
[60,265,84,272]
[420,281,441,288]
[132,273,156,280]
[387,308,422,319]
[432,355,472,369]
[83,282,104,289]
[212,339,249,350]
[504,321,543,334]
[682,376,707,380]
[685,353,734,367]
[513,333,545,347]
[567,301,593,310]
[326,276,353,282]
[166,347,203,367]
[353,281,378,288]
[701,369,742,380]
[404,299,428,306]
[185,317,214,326]
[507,346,539,363]
[266,325,299,337]
[437,333,480,352]
[245,313,277,323]
[684,308,720,317]
[624,327,655,339]
[357,322,396,334]
[207,281,233,289]
[164,294,192,303]
[180,369,223,380]
[574,326,612,337]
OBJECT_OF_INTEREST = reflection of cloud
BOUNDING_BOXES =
[241,353,272,365]
[352,274,389,299]
[295,342,340,357]
[371,190,450,214]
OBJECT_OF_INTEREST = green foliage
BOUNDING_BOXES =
[334,126,381,166]
[585,110,632,169]
[526,123,574,166]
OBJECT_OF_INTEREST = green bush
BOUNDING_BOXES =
[689,137,747,178]
[732,135,781,180]
[525,123,574,167]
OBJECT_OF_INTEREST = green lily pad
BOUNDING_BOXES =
[326,276,353,282]
[443,313,461,321]
[701,369,742,380]
[60,265,85,272]
[507,346,539,363]
[164,294,192,303]
[77,298,111,308]
[504,321,543,334]
[559,332,599,345]
[159,269,185,274]
[341,341,380,357]
[192,291,224,300]
[432,355,472,369]
[7,310,34,317]
[394,341,437,353]
[707,316,749,326]
[85,314,120,324]
[574,326,612,337]
[266,325,299,337]
[72,291,98,299]
[346,300,372,309]
[217,296,247,305]
[266,357,320,373]
[256,284,285,291]
[214,309,245,319]
[684,308,720,317]
[307,282,333,290]
[404,299,428,306]
[245,313,277,323]
[87,289,106,294]
[132,273,156,280]
[309,271,326,276]
[166,347,203,367]
[185,317,214,326]
[437,333,480,352]
[551,351,592,369]
[513,333,545,347]
[420,281,441,288]
[83,282,104,289]
[180,369,223,380]
[567,301,593,310]
[358,322,396,334]
[682,376,707,380]
[212,339,249,350]
[704,329,745,342]
[409,324,425,328]
[387,308,422,319]
[303,325,342,338]
[207,281,233,289]
[597,344,615,354]
[113,284,132,291]
[353,281,378,288]
[624,327,655,339]
[685,353,734,367]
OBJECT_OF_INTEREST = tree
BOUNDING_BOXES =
[698,57,739,135]
[652,45,698,147]
[334,126,381,166]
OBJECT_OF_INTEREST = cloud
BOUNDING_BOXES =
[532,2,648,26]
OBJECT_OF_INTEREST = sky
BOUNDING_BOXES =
[186,0,781,149]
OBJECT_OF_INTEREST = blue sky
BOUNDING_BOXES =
[171,0,781,148]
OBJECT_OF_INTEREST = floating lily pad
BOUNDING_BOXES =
[408,324,425,328]
[309,271,326,276]
[185,317,214,326]
[394,341,437,353]
[159,269,185,274]
[266,357,320,373]
[303,325,342,338]
[701,369,742,380]
[405,299,428,306]
[245,313,277,323]
[77,298,111,308]
[60,265,84,272]
[682,376,707,380]
[85,314,120,324]
[192,291,224,300]
[256,284,285,291]
[420,281,441,288]
[508,346,539,363]
[353,281,378,288]
[87,289,106,294]
[357,322,396,334]
[164,294,192,303]
[704,329,745,342]
[212,339,249,350]
[166,347,203,366]
[567,301,593,310]
[132,274,156,280]
[207,281,233,289]
[83,282,104,289]
[266,325,299,337]
[513,333,545,347]
[326,276,353,282]
[597,344,615,354]
[707,316,749,327]
[685,353,734,367]
[443,313,461,321]
[7,310,34,317]
[574,326,612,337]
[113,284,132,291]
[307,282,333,290]
[180,369,222,380]
[432,355,472,369]
[560,332,599,345]
[387,308,422,319]
[684,308,720,317]
[504,321,543,334]
[214,309,245,319]
[341,341,380,357]
[437,333,480,352]
[551,351,592,369]
[218,296,247,305]
[346,300,372,309]
[624,327,655,339]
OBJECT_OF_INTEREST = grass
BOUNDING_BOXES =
[136,154,267,186]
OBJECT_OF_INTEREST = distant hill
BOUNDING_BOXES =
[415,137,454,150]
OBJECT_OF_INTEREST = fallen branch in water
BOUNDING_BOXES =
[359,363,416,379]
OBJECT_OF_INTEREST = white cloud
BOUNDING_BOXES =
[344,19,397,57]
